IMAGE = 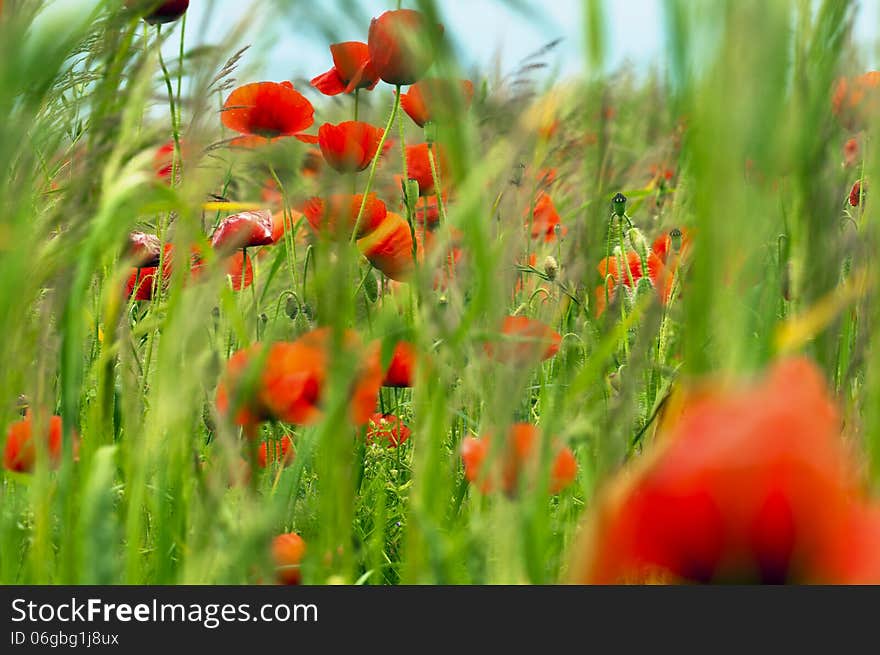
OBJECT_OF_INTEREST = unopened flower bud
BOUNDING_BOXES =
[543,255,559,280]
[363,269,379,303]
[404,179,420,216]
[669,227,683,253]
[611,192,627,217]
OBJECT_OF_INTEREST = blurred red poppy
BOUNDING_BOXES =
[210,210,274,253]
[414,194,446,231]
[367,9,443,86]
[190,247,254,291]
[3,413,77,473]
[400,78,475,127]
[153,140,177,181]
[128,232,162,267]
[381,341,417,387]
[216,328,382,433]
[311,42,380,96]
[222,82,316,146]
[357,212,420,281]
[571,357,880,584]
[844,137,859,167]
[318,121,384,173]
[127,0,189,24]
[301,148,324,178]
[529,193,567,242]
[486,315,561,363]
[461,423,576,495]
[272,533,306,585]
[366,413,412,448]
[303,193,387,240]
[832,71,880,129]
[258,435,295,468]
[405,143,447,196]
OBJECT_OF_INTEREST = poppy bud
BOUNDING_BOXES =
[611,192,627,217]
[127,0,189,25]
[850,180,866,207]
[285,296,300,319]
[669,227,683,253]
[404,179,420,216]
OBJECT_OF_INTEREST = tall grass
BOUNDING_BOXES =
[0,0,877,584]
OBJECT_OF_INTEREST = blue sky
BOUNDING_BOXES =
[176,0,879,84]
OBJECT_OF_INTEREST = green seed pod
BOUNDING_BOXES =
[611,192,627,217]
[363,268,379,303]
[424,121,438,145]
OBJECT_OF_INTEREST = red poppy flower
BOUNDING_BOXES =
[270,208,305,244]
[400,78,475,127]
[210,210,274,253]
[595,243,675,316]
[127,0,189,24]
[382,342,417,387]
[258,435,295,468]
[222,81,316,145]
[368,9,443,86]
[572,357,880,584]
[850,180,865,207]
[4,413,77,473]
[366,413,412,448]
[216,328,382,433]
[485,315,561,363]
[357,212,420,281]
[461,423,576,495]
[310,42,380,96]
[125,244,173,300]
[405,143,448,196]
[225,251,254,290]
[272,533,306,585]
[303,193,388,240]
[128,232,162,267]
[318,121,385,173]
[529,193,567,242]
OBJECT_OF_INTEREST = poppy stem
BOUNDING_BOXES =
[350,89,401,245]
[353,88,360,123]
[268,165,298,290]
[427,145,448,224]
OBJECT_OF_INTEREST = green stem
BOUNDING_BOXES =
[350,90,401,244]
